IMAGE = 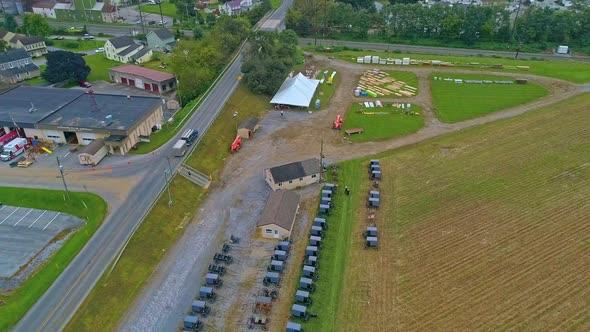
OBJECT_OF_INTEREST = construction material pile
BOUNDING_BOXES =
[434,77,515,84]
[356,69,417,97]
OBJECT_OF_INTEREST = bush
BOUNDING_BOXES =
[45,39,54,46]
[63,40,80,49]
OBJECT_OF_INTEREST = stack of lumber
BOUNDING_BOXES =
[357,69,416,97]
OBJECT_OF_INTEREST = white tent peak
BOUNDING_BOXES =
[270,73,320,108]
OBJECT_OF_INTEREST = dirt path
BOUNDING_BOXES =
[119,56,586,331]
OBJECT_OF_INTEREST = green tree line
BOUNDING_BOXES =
[287,0,590,49]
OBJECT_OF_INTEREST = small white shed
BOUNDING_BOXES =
[78,138,108,166]
[557,45,569,54]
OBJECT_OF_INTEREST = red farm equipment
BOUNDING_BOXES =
[230,135,242,153]
[332,114,343,130]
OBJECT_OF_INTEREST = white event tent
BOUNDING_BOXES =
[270,73,320,108]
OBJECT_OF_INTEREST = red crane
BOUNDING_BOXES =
[333,114,343,130]
[229,135,242,153]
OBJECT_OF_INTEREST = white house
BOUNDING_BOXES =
[104,36,152,64]
[219,0,253,16]
[32,2,57,19]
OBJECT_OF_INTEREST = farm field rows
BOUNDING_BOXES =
[431,73,548,122]
[305,47,590,83]
[305,93,590,332]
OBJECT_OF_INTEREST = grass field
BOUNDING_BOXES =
[431,73,548,122]
[52,39,104,52]
[25,65,47,86]
[0,188,107,331]
[342,103,424,141]
[65,83,271,331]
[305,47,590,83]
[84,54,119,82]
[313,69,339,110]
[296,93,590,332]
[270,0,282,8]
[140,1,177,18]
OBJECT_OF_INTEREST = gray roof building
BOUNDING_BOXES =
[269,158,321,183]
[152,28,174,40]
[108,36,136,49]
[0,49,30,64]
[118,43,142,57]
[257,190,300,231]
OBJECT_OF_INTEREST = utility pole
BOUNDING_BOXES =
[512,0,523,59]
[319,139,325,183]
[57,157,70,200]
[138,0,146,35]
[158,1,165,27]
[164,168,173,207]
[166,155,172,174]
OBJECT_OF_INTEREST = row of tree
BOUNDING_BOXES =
[0,13,52,37]
[170,16,251,101]
[241,29,300,95]
[287,1,590,48]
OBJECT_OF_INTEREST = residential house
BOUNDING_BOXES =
[104,36,152,64]
[53,0,109,23]
[101,4,118,23]
[0,49,40,84]
[0,0,24,15]
[219,0,253,16]
[264,158,321,191]
[146,28,176,52]
[32,1,57,19]
[0,31,48,57]
[256,190,300,239]
[109,64,176,93]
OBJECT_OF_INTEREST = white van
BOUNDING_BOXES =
[1,137,28,161]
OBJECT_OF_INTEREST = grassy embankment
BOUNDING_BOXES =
[0,188,107,331]
[65,83,271,331]
[431,73,548,122]
[305,47,590,84]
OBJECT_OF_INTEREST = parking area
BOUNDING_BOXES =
[0,205,85,278]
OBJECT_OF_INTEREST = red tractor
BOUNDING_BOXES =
[333,114,343,130]
[230,135,242,153]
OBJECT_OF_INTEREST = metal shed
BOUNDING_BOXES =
[303,265,317,278]
[313,217,327,229]
[268,260,284,272]
[192,300,210,317]
[273,250,288,261]
[184,315,199,329]
[205,273,222,287]
[324,183,336,193]
[321,189,333,198]
[309,235,322,246]
[321,196,332,206]
[319,204,331,214]
[292,304,307,317]
[264,271,281,285]
[237,116,260,139]
[366,236,378,248]
[306,255,318,267]
[299,277,315,291]
[77,138,108,166]
[371,170,381,179]
[370,159,380,166]
[365,226,378,237]
[199,286,215,301]
[286,321,303,332]
[306,246,318,256]
[368,197,380,207]
[369,190,380,198]
[276,240,290,252]
[311,225,323,236]
[370,164,381,172]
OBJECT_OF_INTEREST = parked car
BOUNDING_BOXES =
[83,34,95,40]
[68,26,83,32]
[53,36,65,40]
[79,81,92,88]
[148,20,156,25]
[136,20,142,24]
[159,20,167,25]
[95,47,105,53]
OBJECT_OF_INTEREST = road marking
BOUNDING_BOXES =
[43,212,61,230]
[0,207,19,225]
[28,210,47,228]
[64,152,70,158]
[14,208,33,227]
[0,205,5,212]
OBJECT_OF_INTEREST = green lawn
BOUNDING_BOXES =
[52,39,105,52]
[270,0,282,8]
[431,73,548,123]
[305,47,590,84]
[387,70,418,93]
[84,54,119,82]
[140,1,177,19]
[140,54,173,74]
[0,187,107,331]
[313,69,339,110]
[289,162,362,331]
[26,65,48,86]
[65,83,271,331]
[342,103,424,141]
[185,83,271,178]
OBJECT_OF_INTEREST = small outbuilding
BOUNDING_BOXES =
[77,138,108,166]
[237,116,260,139]
[556,45,569,54]
[257,190,300,239]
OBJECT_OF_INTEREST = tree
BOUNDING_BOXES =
[0,40,7,52]
[193,26,204,40]
[3,14,18,32]
[20,14,52,37]
[42,51,91,83]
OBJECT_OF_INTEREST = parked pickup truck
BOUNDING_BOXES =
[173,140,187,157]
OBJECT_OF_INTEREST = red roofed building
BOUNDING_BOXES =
[108,65,177,94]
[101,4,117,23]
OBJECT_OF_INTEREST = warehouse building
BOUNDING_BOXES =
[0,86,163,155]
[109,65,177,93]
[264,158,321,191]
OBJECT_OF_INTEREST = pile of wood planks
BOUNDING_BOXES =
[357,69,416,97]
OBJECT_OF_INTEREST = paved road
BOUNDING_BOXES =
[299,38,590,62]
[47,21,183,38]
[12,0,295,328]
